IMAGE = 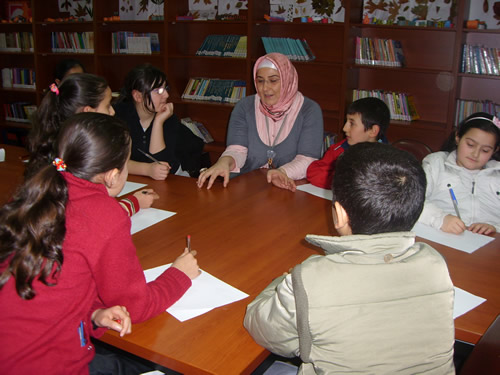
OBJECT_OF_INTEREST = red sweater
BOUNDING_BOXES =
[0,173,191,375]
[306,140,349,189]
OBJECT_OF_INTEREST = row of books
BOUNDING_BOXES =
[261,37,315,62]
[181,117,214,143]
[323,132,338,154]
[353,89,419,122]
[51,32,94,53]
[4,102,36,123]
[111,32,160,55]
[0,32,33,52]
[461,44,500,76]
[181,78,246,104]
[196,35,246,58]
[1,68,35,89]
[455,99,500,126]
[355,37,405,67]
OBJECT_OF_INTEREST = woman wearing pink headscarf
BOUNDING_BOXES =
[197,53,324,191]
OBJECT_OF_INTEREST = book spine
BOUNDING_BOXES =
[196,35,209,56]
[300,38,315,61]
[182,78,195,99]
[295,38,308,61]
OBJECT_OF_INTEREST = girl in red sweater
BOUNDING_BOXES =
[0,113,199,375]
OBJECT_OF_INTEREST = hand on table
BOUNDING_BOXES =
[441,214,466,234]
[468,223,496,235]
[133,189,160,209]
[197,157,233,189]
[267,169,296,192]
[172,248,201,279]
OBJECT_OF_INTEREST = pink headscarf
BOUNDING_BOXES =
[254,53,299,121]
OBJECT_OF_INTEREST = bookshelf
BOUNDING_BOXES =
[0,0,498,156]
[455,1,500,125]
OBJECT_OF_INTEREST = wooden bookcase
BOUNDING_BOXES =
[1,0,498,155]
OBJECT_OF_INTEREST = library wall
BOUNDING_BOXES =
[0,0,498,155]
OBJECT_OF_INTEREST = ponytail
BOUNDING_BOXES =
[25,90,62,179]
[25,73,109,179]
[0,164,67,299]
[1,112,130,299]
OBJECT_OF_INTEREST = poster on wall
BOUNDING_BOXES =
[467,1,500,29]
[362,0,453,23]
[269,0,345,22]
[218,0,248,16]
[6,1,31,21]
[119,0,164,21]
[58,0,93,21]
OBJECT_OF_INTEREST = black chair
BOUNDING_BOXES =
[391,139,433,161]
[459,314,500,374]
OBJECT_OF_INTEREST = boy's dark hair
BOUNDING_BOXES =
[441,112,500,161]
[117,63,169,114]
[54,58,85,82]
[332,142,426,235]
[347,97,390,139]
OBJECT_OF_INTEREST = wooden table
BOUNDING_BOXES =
[1,144,499,373]
[100,172,499,374]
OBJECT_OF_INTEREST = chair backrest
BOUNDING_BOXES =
[459,314,500,375]
[391,139,433,161]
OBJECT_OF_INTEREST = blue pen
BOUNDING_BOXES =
[447,184,461,220]
[78,321,86,347]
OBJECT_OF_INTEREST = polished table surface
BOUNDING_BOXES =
[1,144,499,374]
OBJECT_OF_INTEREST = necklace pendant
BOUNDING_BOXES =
[267,149,276,169]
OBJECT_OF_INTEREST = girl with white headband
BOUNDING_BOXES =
[197,53,323,191]
[418,112,500,234]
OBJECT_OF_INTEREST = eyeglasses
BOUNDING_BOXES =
[151,86,169,95]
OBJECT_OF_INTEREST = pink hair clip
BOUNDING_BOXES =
[493,116,500,129]
[52,157,66,171]
[49,83,59,96]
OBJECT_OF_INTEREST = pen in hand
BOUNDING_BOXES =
[137,149,171,176]
[447,184,461,220]
[187,235,191,252]
[137,148,161,164]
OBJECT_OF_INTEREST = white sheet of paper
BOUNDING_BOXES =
[144,264,249,322]
[297,184,333,201]
[454,287,486,319]
[412,222,494,253]
[118,181,147,197]
[130,208,176,235]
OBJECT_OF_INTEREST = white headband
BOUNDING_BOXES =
[257,59,277,71]
[465,116,500,129]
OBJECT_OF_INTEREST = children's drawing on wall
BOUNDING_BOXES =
[58,0,93,21]
[118,0,164,20]
[269,0,345,22]
[362,0,454,23]
[188,0,218,19]
[218,0,248,16]
[467,1,500,29]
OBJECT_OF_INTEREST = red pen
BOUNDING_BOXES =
[187,235,191,251]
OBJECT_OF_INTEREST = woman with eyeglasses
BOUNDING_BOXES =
[197,53,324,191]
[114,63,204,180]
